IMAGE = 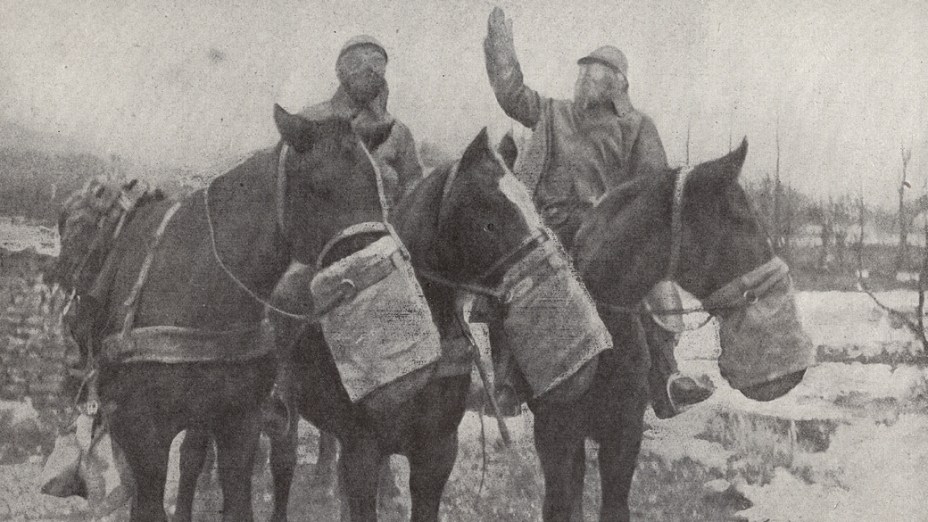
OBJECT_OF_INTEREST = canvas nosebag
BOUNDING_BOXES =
[502,237,612,400]
[311,234,441,409]
[40,404,135,518]
[706,256,815,393]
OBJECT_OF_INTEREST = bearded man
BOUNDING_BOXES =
[483,7,713,418]
[300,35,423,210]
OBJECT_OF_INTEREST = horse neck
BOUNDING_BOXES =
[206,147,289,293]
[391,165,460,328]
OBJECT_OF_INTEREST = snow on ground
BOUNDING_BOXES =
[737,414,928,521]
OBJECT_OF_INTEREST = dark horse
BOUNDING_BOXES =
[82,105,392,521]
[195,128,570,522]
[511,140,811,521]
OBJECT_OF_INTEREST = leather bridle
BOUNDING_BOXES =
[416,160,551,302]
[602,165,789,321]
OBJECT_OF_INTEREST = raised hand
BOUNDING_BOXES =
[485,7,515,60]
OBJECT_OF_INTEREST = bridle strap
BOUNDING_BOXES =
[419,160,550,300]
[666,165,694,281]
[277,143,290,237]
[437,160,461,230]
[701,256,789,311]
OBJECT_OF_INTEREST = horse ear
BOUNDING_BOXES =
[459,127,493,173]
[497,131,518,171]
[692,137,749,188]
[274,104,315,152]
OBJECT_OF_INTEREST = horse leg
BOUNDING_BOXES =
[174,428,212,522]
[598,392,648,522]
[213,409,263,522]
[408,431,458,522]
[534,409,587,522]
[110,411,174,522]
[378,458,405,519]
[337,437,380,522]
[312,430,339,494]
[268,407,300,522]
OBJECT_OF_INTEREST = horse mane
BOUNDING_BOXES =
[392,161,454,265]
[573,170,673,266]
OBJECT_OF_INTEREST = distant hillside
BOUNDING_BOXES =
[0,121,94,157]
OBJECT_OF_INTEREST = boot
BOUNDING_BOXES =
[653,373,715,419]
[492,384,523,417]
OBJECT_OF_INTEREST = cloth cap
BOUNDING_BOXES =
[577,46,628,78]
[338,35,388,63]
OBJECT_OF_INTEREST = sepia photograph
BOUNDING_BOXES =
[0,1,926,520]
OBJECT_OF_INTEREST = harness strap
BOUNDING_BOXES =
[120,202,182,337]
[316,222,391,269]
[417,268,508,301]
[276,143,290,234]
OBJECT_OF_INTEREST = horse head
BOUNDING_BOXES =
[273,105,388,266]
[575,139,812,401]
[395,129,610,401]
[419,128,543,285]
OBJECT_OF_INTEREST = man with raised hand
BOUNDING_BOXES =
[483,7,714,418]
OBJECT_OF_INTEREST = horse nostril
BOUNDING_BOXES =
[485,223,496,233]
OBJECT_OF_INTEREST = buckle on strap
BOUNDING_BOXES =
[701,256,790,311]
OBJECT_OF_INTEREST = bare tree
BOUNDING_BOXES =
[859,176,928,360]
[896,143,913,274]
[686,119,691,165]
[773,114,782,251]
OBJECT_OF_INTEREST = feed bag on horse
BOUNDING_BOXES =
[311,235,441,408]
[502,238,612,400]
[708,256,815,392]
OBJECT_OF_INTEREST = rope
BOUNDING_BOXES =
[203,184,315,321]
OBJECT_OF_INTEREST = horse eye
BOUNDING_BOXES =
[484,222,497,233]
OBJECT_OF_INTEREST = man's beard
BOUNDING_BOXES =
[342,72,385,104]
[573,80,612,111]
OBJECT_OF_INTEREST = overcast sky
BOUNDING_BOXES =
[2,0,926,207]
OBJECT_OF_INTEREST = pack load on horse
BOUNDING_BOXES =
[40,104,434,522]
[42,177,165,516]
[53,178,165,372]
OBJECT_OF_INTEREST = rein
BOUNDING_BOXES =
[204,138,395,322]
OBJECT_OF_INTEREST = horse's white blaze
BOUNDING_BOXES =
[499,172,544,230]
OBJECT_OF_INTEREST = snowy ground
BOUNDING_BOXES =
[4,285,928,519]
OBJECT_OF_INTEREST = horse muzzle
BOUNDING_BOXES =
[707,257,815,395]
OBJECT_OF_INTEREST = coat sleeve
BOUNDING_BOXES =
[392,122,425,199]
[630,115,668,178]
[483,35,543,129]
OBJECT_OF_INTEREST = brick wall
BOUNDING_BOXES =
[0,248,74,407]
